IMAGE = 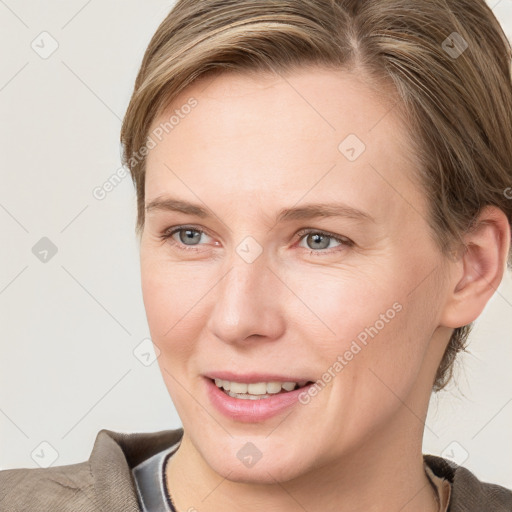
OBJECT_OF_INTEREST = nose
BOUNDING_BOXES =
[206,248,286,346]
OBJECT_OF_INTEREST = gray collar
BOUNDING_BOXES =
[132,440,181,512]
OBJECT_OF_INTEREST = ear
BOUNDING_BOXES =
[440,205,511,329]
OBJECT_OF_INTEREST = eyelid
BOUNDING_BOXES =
[295,228,353,246]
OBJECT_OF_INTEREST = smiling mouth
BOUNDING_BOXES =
[211,378,314,400]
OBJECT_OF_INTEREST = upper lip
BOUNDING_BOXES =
[204,371,315,386]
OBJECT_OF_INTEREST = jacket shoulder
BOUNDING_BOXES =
[0,460,99,512]
[452,465,512,510]
[0,427,183,512]
[424,454,512,511]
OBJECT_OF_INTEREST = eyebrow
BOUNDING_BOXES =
[145,196,375,224]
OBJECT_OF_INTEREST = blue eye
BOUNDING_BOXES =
[160,226,354,255]
[161,226,210,252]
[296,229,354,255]
[174,228,203,245]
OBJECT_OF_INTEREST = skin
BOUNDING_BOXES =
[139,67,510,512]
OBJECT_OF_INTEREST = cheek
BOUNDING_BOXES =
[304,266,432,389]
[141,257,209,414]
[289,266,400,347]
[140,250,214,351]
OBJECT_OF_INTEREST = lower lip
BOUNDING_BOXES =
[204,377,313,422]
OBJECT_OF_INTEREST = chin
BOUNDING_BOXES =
[196,436,312,485]
[213,458,305,485]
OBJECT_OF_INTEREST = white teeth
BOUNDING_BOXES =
[230,382,248,393]
[226,390,266,400]
[281,381,297,391]
[266,381,283,394]
[214,378,233,391]
[247,382,267,395]
[213,379,307,396]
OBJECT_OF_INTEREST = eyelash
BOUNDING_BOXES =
[159,225,354,256]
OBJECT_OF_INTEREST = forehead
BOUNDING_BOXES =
[144,67,426,225]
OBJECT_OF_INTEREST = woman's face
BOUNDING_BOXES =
[140,67,453,482]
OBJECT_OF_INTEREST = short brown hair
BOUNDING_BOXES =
[120,0,512,392]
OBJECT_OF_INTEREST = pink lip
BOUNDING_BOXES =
[204,376,314,423]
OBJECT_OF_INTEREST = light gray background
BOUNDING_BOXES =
[1,0,511,488]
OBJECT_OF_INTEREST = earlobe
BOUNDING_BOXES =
[440,206,511,329]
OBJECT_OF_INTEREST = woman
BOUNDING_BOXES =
[1,0,511,511]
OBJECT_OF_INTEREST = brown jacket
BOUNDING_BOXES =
[1,427,511,511]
